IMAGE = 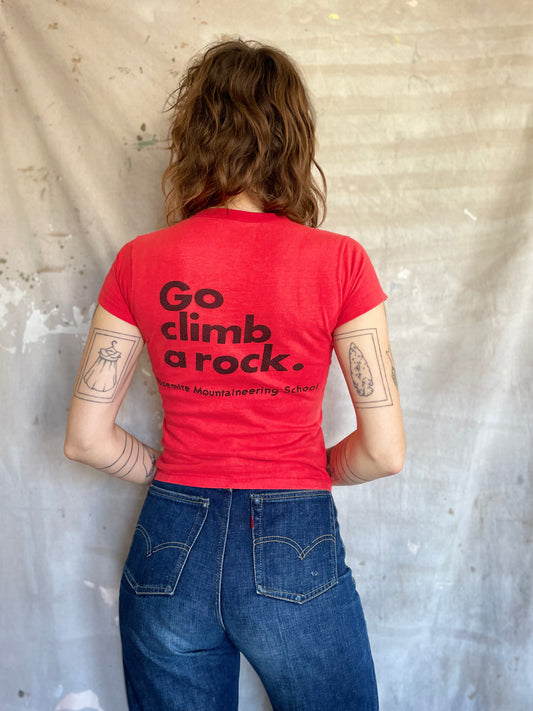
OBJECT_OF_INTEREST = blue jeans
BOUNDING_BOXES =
[119,482,379,711]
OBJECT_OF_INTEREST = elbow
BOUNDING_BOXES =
[64,411,116,466]
[373,442,406,479]
[64,431,99,464]
[382,457,404,478]
[382,443,406,477]
[63,437,85,463]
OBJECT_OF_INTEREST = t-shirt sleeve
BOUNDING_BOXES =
[335,238,387,328]
[97,240,137,326]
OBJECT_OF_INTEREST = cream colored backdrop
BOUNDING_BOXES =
[1,1,532,710]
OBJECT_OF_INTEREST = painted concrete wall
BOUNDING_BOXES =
[1,1,532,709]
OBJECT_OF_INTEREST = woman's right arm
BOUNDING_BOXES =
[64,305,160,485]
[326,302,406,485]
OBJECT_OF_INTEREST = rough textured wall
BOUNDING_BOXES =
[1,1,532,709]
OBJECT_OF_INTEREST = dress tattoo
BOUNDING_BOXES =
[74,327,141,403]
[83,340,122,392]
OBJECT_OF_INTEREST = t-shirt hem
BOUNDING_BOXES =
[154,470,332,491]
[335,292,388,329]
[97,295,138,327]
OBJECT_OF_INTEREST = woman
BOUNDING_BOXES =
[65,38,405,711]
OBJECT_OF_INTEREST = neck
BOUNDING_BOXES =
[219,192,264,212]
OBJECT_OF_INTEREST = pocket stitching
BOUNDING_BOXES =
[149,485,210,506]
[151,541,192,555]
[256,579,338,602]
[135,523,152,556]
[254,534,335,560]
[252,492,338,604]
[123,495,209,596]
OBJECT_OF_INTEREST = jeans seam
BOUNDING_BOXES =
[253,490,330,502]
[215,489,233,632]
[149,485,210,506]
[330,494,338,585]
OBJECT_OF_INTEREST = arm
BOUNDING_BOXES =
[327,302,406,485]
[64,305,160,485]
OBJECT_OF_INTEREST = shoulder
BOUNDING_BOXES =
[133,223,181,247]
[280,218,362,249]
[298,224,371,268]
[114,224,181,261]
[294,220,366,251]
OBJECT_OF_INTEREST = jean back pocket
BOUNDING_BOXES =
[252,491,338,604]
[122,484,209,596]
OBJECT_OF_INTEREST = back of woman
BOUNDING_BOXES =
[100,209,385,489]
[65,38,405,711]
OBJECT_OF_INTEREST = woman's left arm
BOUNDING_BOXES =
[64,305,160,485]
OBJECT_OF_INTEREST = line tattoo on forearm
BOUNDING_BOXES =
[98,430,157,480]
[144,449,157,479]
[327,439,367,485]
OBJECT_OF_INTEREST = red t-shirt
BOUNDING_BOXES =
[98,208,386,490]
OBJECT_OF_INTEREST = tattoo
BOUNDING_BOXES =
[74,328,141,403]
[335,328,393,408]
[144,449,157,479]
[385,346,398,389]
[327,439,367,485]
[98,430,157,480]
[83,340,122,392]
[349,343,374,397]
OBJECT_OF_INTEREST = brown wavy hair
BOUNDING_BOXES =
[162,38,326,227]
